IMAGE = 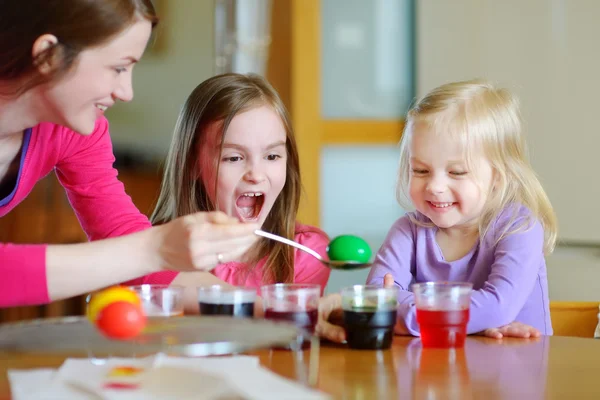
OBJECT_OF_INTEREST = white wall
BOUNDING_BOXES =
[319,0,414,294]
[106,0,215,158]
[418,0,600,301]
[320,145,406,294]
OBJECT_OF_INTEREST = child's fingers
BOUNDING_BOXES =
[383,273,395,287]
[506,327,530,338]
[487,329,504,339]
[498,322,540,338]
[316,320,346,343]
[529,328,542,338]
[480,322,541,339]
[316,294,346,343]
[393,319,410,335]
[500,325,530,338]
[479,328,503,339]
[519,323,541,337]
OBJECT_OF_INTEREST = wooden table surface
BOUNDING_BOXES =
[1,335,599,399]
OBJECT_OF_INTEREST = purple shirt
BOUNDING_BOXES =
[367,206,553,335]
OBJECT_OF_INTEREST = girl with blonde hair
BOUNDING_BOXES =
[367,79,557,336]
[318,79,557,341]
[130,73,330,306]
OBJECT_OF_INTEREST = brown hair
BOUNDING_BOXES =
[0,0,158,94]
[152,73,301,284]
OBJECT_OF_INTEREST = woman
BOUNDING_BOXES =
[0,0,257,307]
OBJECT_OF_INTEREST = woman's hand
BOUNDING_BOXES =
[46,212,257,302]
[477,322,541,339]
[152,211,258,271]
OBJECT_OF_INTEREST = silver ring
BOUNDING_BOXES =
[216,253,224,264]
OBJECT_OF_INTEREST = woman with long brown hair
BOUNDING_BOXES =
[0,0,257,308]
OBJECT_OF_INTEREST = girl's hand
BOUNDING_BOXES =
[478,322,541,339]
[382,273,411,335]
[393,317,411,335]
[383,273,395,287]
[316,293,346,343]
[152,211,258,271]
[316,273,404,342]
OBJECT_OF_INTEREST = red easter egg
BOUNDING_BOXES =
[96,300,146,339]
[87,286,141,323]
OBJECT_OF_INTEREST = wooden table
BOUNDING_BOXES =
[1,336,599,399]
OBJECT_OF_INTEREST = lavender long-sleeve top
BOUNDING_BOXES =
[367,206,553,336]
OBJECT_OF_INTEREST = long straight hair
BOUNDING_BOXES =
[397,79,558,253]
[152,73,301,283]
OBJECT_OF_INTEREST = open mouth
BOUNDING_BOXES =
[235,192,265,221]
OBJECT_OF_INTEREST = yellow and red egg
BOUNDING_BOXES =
[87,287,146,339]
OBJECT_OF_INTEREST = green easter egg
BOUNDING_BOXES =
[327,235,372,264]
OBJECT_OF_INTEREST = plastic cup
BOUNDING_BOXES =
[412,282,473,348]
[128,284,185,318]
[341,285,398,350]
[197,285,256,318]
[261,284,320,334]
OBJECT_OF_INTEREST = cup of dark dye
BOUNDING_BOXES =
[341,285,398,350]
[197,285,256,318]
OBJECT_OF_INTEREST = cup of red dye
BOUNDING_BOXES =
[412,282,473,348]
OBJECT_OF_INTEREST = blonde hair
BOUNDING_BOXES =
[152,73,301,283]
[397,79,558,253]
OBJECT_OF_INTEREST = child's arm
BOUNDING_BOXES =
[317,217,416,342]
[464,219,546,333]
[394,218,546,336]
[367,217,416,287]
[366,217,418,334]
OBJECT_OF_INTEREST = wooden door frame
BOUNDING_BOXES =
[285,0,404,227]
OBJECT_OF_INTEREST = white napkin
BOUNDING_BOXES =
[8,355,330,400]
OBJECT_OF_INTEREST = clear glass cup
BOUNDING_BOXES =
[260,284,320,334]
[341,285,399,350]
[128,284,185,318]
[411,282,473,348]
[197,285,256,318]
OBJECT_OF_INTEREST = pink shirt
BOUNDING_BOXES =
[127,223,331,293]
[0,117,151,307]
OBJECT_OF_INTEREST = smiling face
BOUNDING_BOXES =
[38,19,152,134]
[200,105,288,226]
[408,121,495,233]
